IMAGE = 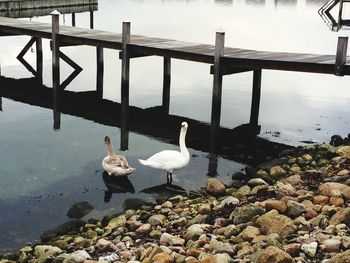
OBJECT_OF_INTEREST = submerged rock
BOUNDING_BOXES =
[66,201,94,219]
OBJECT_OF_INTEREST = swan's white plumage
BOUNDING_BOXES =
[138,122,190,179]
[102,136,136,177]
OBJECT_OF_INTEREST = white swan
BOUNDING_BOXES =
[138,122,190,183]
[102,136,136,176]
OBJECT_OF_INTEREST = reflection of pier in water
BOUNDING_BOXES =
[0,0,97,28]
[319,0,350,32]
[0,76,293,168]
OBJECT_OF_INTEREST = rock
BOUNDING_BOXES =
[160,233,185,246]
[320,238,341,252]
[282,174,302,185]
[40,220,85,242]
[66,250,92,262]
[239,226,260,241]
[152,252,173,263]
[149,214,167,226]
[184,224,204,241]
[328,249,350,263]
[206,178,226,195]
[229,204,265,224]
[162,201,173,209]
[283,243,300,257]
[329,196,344,206]
[256,210,296,238]
[34,245,62,257]
[208,238,235,254]
[255,246,292,263]
[218,196,239,208]
[66,201,94,219]
[336,146,350,158]
[98,253,119,262]
[187,215,208,226]
[95,238,117,252]
[104,215,126,233]
[122,198,150,211]
[270,166,286,178]
[264,199,287,213]
[136,223,151,234]
[313,195,329,205]
[319,182,350,199]
[200,254,232,263]
[337,169,350,176]
[248,178,268,187]
[286,200,306,218]
[300,242,318,257]
[198,203,211,214]
[329,207,350,225]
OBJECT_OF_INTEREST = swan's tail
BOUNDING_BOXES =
[138,159,149,166]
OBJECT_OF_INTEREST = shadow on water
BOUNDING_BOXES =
[102,172,135,202]
[0,76,294,167]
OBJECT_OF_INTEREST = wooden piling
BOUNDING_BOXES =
[210,31,225,151]
[120,22,130,150]
[72,13,76,27]
[35,37,43,85]
[96,47,104,99]
[162,57,171,114]
[90,11,94,29]
[335,36,348,76]
[51,10,61,130]
[249,69,262,127]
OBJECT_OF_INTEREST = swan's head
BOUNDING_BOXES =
[104,136,111,144]
[181,122,188,131]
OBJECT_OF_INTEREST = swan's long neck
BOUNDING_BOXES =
[106,141,115,156]
[179,128,189,159]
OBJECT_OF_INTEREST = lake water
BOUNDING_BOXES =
[1,0,350,253]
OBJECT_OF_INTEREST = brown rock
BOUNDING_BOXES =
[282,174,302,185]
[239,226,260,241]
[256,246,293,263]
[313,195,329,205]
[270,166,287,178]
[337,169,350,176]
[136,223,151,234]
[206,178,225,195]
[256,210,296,238]
[303,208,318,220]
[95,238,117,252]
[264,199,287,213]
[187,248,204,257]
[198,203,211,214]
[318,182,350,199]
[283,243,301,257]
[152,252,174,263]
[329,197,344,207]
[329,207,350,225]
[328,249,350,263]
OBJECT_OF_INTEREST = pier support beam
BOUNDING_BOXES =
[90,11,94,29]
[96,47,104,99]
[120,21,130,150]
[210,31,225,152]
[249,69,262,128]
[72,13,76,27]
[51,10,61,130]
[335,36,348,76]
[162,57,171,114]
[35,37,43,85]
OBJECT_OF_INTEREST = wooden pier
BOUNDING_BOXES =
[0,14,349,151]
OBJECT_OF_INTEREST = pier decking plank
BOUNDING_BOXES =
[0,16,349,75]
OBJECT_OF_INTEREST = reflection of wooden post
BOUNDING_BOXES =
[120,22,130,150]
[249,69,262,127]
[207,154,218,177]
[335,36,348,76]
[72,13,76,27]
[35,37,43,85]
[0,97,2,111]
[90,11,94,29]
[96,47,104,99]
[210,31,225,152]
[162,57,171,114]
[51,10,61,130]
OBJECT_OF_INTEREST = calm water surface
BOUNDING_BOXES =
[1,0,350,252]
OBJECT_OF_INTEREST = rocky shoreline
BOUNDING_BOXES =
[1,137,350,263]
